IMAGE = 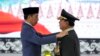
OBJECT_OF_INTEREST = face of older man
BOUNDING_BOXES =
[59,19,68,31]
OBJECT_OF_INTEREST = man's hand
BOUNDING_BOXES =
[56,31,68,38]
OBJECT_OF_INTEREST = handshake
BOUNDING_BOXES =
[56,30,68,38]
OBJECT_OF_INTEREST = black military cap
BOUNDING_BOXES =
[23,7,39,15]
[58,9,79,22]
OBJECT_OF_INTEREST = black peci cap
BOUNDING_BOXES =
[23,7,39,15]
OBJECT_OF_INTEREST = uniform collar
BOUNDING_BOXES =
[64,27,74,32]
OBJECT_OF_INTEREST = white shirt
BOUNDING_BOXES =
[25,21,33,27]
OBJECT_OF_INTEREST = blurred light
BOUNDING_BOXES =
[68,0,100,3]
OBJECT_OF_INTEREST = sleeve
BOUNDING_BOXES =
[41,32,59,37]
[22,28,57,45]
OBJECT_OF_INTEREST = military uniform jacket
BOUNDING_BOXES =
[21,22,57,56]
[59,30,80,56]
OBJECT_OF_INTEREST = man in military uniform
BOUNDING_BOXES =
[55,9,80,56]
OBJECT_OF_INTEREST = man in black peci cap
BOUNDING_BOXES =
[21,7,68,56]
[54,9,80,56]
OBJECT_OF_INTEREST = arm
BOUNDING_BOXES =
[21,28,57,45]
[38,32,59,37]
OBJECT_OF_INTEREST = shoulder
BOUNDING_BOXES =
[68,30,77,35]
